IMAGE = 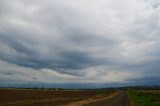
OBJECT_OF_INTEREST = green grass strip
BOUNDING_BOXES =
[127,90,160,106]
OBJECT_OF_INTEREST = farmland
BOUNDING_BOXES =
[2,88,160,106]
[128,90,160,106]
[0,88,116,106]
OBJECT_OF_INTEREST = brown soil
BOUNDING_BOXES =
[63,92,117,106]
[84,91,131,106]
[0,89,114,106]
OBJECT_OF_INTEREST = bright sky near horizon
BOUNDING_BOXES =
[0,0,160,88]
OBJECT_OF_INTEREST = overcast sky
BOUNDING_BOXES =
[0,0,160,88]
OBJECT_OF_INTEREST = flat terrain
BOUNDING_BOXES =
[85,91,131,106]
[0,89,115,106]
[128,90,160,106]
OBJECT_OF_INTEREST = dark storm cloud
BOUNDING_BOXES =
[1,72,13,76]
[32,77,37,80]
[0,0,160,86]
[127,77,160,85]
[0,23,116,75]
[0,31,101,73]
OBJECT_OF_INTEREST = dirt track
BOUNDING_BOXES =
[85,91,131,106]
[64,91,131,106]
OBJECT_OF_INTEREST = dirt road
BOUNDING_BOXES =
[84,91,131,106]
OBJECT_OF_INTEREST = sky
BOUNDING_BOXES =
[0,0,160,88]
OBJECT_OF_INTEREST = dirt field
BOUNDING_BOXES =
[0,89,115,106]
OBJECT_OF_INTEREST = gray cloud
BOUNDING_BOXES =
[0,0,160,87]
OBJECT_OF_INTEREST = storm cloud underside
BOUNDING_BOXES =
[0,0,160,87]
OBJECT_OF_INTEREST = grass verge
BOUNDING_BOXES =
[127,90,160,106]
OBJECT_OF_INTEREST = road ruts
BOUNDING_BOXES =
[85,91,131,106]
